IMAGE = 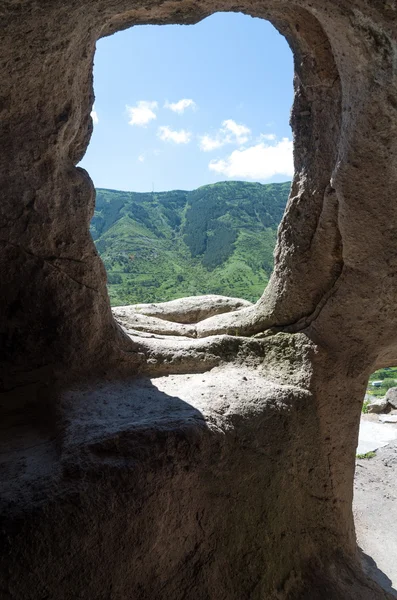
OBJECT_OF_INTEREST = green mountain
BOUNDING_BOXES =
[91,180,290,306]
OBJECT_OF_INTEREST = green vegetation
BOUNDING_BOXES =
[362,399,371,414]
[91,181,290,306]
[356,451,376,459]
[367,367,397,397]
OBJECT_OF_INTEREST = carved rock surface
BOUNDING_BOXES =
[2,0,397,598]
[113,307,197,337]
[118,294,252,324]
[0,335,392,599]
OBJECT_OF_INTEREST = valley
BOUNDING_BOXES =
[91,180,290,306]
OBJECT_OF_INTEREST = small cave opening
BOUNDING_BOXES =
[354,367,397,596]
[79,12,293,311]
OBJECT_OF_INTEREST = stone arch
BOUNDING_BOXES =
[1,1,397,598]
[1,1,345,383]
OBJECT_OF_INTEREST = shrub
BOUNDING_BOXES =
[362,399,371,414]
[356,451,376,459]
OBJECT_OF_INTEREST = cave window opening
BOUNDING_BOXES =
[80,12,293,309]
[354,366,397,591]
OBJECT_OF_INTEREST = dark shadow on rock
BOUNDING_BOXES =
[59,376,211,464]
[0,373,394,599]
[0,376,211,515]
[359,548,397,598]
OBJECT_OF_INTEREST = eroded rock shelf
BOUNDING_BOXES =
[1,0,397,597]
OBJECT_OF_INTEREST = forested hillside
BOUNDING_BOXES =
[91,181,290,306]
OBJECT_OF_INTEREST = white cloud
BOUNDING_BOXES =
[126,101,158,127]
[138,154,145,163]
[91,106,99,125]
[199,135,225,152]
[158,126,191,144]
[208,137,294,180]
[260,133,277,141]
[222,119,250,144]
[164,99,197,114]
[199,119,251,151]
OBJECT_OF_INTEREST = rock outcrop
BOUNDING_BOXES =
[1,0,397,598]
[118,295,253,324]
[367,396,390,414]
[386,387,397,410]
[367,388,397,414]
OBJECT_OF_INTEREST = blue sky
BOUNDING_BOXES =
[80,12,294,192]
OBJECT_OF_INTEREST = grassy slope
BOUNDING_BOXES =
[91,180,291,306]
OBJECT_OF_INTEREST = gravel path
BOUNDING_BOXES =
[354,425,397,597]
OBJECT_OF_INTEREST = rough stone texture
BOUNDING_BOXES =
[113,307,197,337]
[0,335,392,599]
[120,295,253,324]
[386,387,397,409]
[2,0,397,598]
[368,397,390,414]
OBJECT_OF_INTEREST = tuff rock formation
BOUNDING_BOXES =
[1,0,397,598]
[116,295,253,325]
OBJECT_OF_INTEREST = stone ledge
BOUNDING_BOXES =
[0,367,390,599]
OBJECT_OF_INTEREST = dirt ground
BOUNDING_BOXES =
[354,427,397,597]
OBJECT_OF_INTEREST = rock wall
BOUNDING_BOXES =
[1,0,397,598]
